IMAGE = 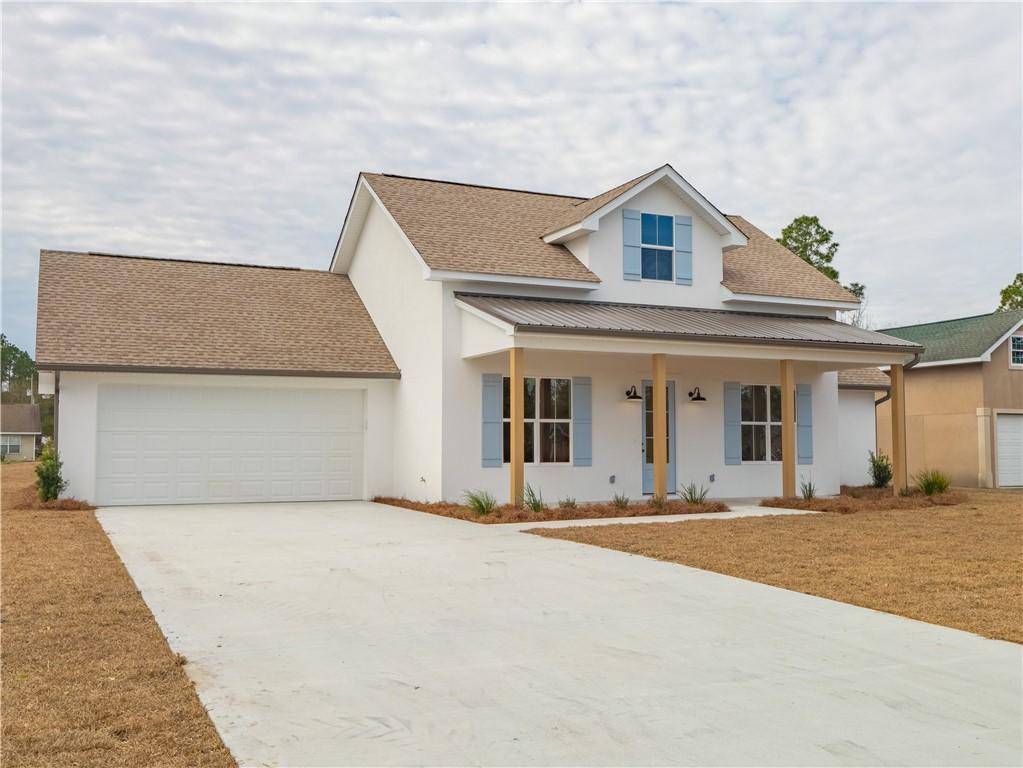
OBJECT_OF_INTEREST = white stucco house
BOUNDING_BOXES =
[36,164,921,506]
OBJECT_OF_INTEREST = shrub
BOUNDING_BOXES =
[558,497,577,509]
[35,445,68,502]
[868,451,893,488]
[914,469,951,496]
[523,483,545,513]
[679,482,709,504]
[648,493,668,511]
[611,493,630,510]
[799,478,816,499]
[463,489,497,516]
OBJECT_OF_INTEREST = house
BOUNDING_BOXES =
[1,403,41,461]
[875,310,1023,488]
[836,367,890,486]
[34,164,922,506]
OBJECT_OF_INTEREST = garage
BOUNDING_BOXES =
[96,383,365,505]
[996,413,1022,488]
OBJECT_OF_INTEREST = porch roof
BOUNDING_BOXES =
[455,293,923,354]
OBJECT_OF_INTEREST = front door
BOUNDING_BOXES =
[641,380,677,495]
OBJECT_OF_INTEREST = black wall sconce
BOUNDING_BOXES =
[625,385,643,402]
[688,387,706,402]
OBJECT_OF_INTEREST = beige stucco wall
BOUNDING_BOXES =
[982,336,1023,408]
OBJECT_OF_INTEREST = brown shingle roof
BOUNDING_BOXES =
[837,367,891,389]
[1,404,41,434]
[541,168,658,235]
[362,174,601,283]
[723,216,860,303]
[36,251,399,377]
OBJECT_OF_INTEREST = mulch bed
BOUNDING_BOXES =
[1,462,235,768]
[374,496,728,524]
[761,484,966,514]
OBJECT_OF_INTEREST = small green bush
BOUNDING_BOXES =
[799,478,816,499]
[463,489,497,516]
[914,469,951,496]
[868,451,893,488]
[648,493,668,511]
[523,483,545,513]
[611,493,630,510]
[35,445,68,502]
[679,482,709,504]
[558,497,577,509]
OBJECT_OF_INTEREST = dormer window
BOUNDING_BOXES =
[641,213,674,281]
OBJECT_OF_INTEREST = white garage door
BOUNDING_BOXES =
[96,384,364,505]
[996,413,1023,488]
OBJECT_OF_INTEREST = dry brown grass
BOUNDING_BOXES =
[761,485,967,514]
[374,496,728,524]
[1,461,235,768]
[532,488,1023,643]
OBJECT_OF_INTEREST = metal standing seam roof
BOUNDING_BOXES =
[455,293,923,353]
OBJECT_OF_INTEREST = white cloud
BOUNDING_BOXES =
[2,2,1020,350]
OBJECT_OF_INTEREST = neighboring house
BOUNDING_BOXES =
[876,309,1023,488]
[35,164,921,506]
[1,403,41,461]
[836,367,890,486]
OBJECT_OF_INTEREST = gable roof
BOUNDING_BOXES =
[36,251,399,378]
[355,169,859,304]
[837,367,890,390]
[879,309,1023,365]
[1,404,41,435]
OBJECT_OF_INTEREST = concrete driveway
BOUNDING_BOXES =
[98,501,1021,767]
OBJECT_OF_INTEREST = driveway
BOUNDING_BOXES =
[98,501,1022,767]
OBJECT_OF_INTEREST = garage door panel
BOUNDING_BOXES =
[997,414,1022,488]
[96,384,364,505]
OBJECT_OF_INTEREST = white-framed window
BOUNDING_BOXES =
[1010,335,1023,368]
[0,435,22,456]
[640,212,674,281]
[740,385,785,462]
[502,376,571,464]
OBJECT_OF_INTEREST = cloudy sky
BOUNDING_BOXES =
[2,2,1021,353]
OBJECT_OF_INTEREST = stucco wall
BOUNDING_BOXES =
[56,371,395,504]
[982,336,1023,408]
[837,390,877,486]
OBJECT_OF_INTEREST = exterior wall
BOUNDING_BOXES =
[876,363,984,487]
[1,433,38,461]
[442,342,838,503]
[56,371,395,504]
[837,390,877,486]
[982,336,1023,409]
[347,201,445,500]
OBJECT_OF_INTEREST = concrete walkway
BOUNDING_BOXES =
[98,500,1022,767]
[505,503,816,530]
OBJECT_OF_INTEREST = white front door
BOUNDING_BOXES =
[996,413,1022,488]
[96,383,364,505]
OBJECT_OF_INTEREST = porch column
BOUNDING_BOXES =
[509,346,525,506]
[780,359,796,497]
[890,363,908,494]
[652,353,667,498]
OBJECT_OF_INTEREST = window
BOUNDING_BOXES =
[502,377,571,463]
[740,385,786,462]
[641,213,673,281]
[0,435,22,456]
[644,384,670,464]
[1011,335,1023,367]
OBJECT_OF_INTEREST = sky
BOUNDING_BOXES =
[2,2,1021,354]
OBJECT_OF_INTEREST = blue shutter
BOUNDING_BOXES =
[796,383,813,465]
[724,382,741,465]
[675,216,693,286]
[623,209,641,281]
[572,377,592,466]
[481,374,503,468]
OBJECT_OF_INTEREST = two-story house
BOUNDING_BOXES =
[35,164,921,506]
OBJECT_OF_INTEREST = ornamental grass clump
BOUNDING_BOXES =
[523,483,545,513]
[558,497,577,509]
[463,489,497,517]
[611,493,630,510]
[915,469,951,496]
[799,478,817,500]
[679,482,709,504]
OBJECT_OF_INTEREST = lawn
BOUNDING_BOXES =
[1,461,235,768]
[532,488,1023,644]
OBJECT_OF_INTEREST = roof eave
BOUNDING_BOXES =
[35,362,402,379]
[721,286,861,310]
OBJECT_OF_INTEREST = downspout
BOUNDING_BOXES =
[874,352,921,408]
[52,371,60,453]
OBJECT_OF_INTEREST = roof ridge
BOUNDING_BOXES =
[41,249,331,274]
[880,308,1023,332]
[369,172,586,201]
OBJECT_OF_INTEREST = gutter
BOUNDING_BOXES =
[875,352,921,408]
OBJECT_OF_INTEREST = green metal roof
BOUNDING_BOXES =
[880,309,1023,364]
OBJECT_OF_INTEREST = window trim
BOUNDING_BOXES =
[739,384,786,464]
[502,375,573,465]
[640,212,674,283]
[1010,335,1023,369]
[0,435,22,455]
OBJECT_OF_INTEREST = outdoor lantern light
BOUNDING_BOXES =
[688,387,706,402]
[625,385,643,402]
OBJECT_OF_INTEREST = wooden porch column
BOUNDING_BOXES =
[890,363,908,494]
[780,359,796,497]
[509,347,525,506]
[652,353,667,498]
